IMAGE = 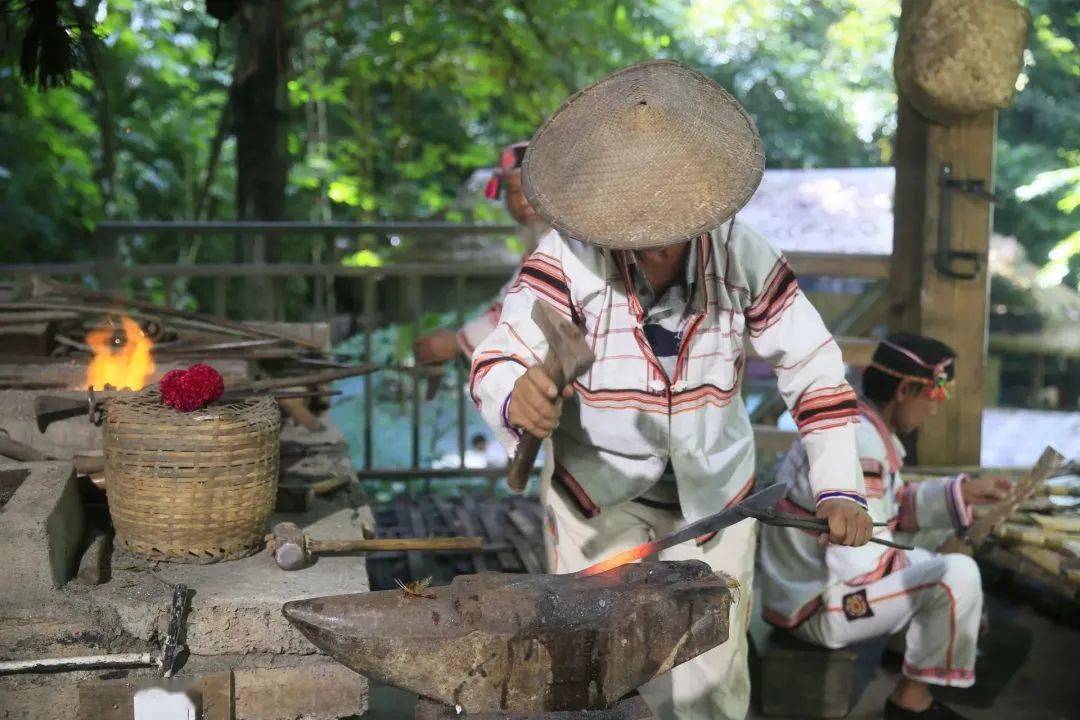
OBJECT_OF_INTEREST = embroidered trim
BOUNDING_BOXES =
[500,393,522,439]
[857,400,903,473]
[746,259,798,337]
[945,474,974,529]
[901,663,974,685]
[845,547,909,586]
[815,489,868,509]
[794,385,859,435]
[469,353,529,405]
[553,462,599,519]
[896,482,919,532]
[826,581,959,680]
[762,596,823,629]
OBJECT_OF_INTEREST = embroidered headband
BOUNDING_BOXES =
[870,339,955,400]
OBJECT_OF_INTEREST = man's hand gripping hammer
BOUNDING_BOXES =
[505,302,595,492]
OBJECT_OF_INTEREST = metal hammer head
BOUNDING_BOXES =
[269,522,310,571]
[530,301,594,383]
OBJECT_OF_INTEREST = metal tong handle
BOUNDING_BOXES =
[740,508,914,550]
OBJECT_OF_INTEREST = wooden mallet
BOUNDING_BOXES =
[505,302,595,493]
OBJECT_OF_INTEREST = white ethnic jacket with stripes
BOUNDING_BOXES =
[470,220,866,523]
[758,400,974,628]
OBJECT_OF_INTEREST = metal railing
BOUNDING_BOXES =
[0,221,892,482]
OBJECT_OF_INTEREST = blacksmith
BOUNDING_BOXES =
[414,141,551,363]
[470,60,873,720]
[759,334,1010,720]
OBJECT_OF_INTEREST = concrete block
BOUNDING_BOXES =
[759,629,857,719]
[97,503,374,656]
[76,530,113,586]
[0,461,84,601]
[233,661,368,720]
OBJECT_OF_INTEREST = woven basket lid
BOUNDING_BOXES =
[522,60,765,250]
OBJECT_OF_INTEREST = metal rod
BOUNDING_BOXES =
[363,276,375,471]
[323,231,335,328]
[96,221,518,235]
[409,275,421,470]
[455,274,467,470]
[213,276,227,317]
[354,467,533,480]
[0,254,890,280]
[0,653,157,675]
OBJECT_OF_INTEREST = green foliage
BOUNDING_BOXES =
[997,1,1080,288]
[0,0,1077,290]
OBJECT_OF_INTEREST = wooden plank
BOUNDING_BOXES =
[890,84,996,465]
[200,672,234,720]
[786,252,889,280]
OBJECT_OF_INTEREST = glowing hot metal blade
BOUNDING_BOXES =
[577,481,789,577]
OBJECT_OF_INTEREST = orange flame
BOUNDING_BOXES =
[85,317,155,391]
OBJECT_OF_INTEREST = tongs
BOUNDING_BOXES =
[737,506,914,550]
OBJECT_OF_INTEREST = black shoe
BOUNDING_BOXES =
[885,698,971,720]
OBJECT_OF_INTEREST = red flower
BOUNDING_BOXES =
[160,364,225,412]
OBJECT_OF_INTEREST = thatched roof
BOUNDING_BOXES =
[740,167,894,255]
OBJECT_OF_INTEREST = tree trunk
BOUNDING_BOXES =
[233,0,290,319]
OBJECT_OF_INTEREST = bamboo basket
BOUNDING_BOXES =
[104,391,280,563]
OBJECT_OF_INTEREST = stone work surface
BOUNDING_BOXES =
[0,415,372,720]
[284,560,733,714]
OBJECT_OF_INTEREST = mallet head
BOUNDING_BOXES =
[270,522,311,571]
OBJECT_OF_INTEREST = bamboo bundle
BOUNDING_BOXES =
[1031,514,1080,534]
[938,447,1066,554]
[995,523,1080,557]
[1012,545,1080,586]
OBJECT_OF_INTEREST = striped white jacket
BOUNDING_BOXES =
[470,221,865,522]
[758,400,974,628]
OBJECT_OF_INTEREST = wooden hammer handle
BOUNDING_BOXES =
[309,536,484,553]
[506,352,566,493]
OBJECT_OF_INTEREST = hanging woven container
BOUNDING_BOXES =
[104,391,280,563]
[894,0,1030,124]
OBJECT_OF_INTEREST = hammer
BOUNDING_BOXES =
[505,302,595,493]
[268,522,485,571]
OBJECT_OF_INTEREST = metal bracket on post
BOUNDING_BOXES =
[936,163,1002,280]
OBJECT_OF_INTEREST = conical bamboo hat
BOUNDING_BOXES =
[523,60,765,249]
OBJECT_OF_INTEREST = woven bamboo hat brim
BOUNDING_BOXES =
[522,60,765,250]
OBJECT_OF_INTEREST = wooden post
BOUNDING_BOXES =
[890,97,996,465]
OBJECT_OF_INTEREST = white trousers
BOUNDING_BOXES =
[541,478,756,720]
[792,549,982,688]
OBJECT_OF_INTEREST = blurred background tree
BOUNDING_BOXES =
[0,0,1076,286]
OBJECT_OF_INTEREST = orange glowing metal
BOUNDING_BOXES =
[86,316,155,391]
[575,482,790,579]
[577,541,660,578]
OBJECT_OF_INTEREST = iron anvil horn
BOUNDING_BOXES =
[282,561,734,714]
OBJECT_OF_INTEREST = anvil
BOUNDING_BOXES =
[282,560,733,713]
